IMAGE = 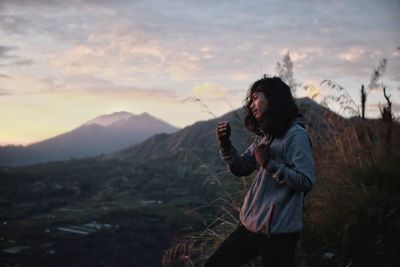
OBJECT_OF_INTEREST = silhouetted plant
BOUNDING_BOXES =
[380,87,393,123]
[379,87,394,154]
[368,58,387,91]
[361,84,367,120]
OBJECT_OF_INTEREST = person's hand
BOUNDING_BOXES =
[216,121,231,149]
[254,144,270,168]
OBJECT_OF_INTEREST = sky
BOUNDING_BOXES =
[1,0,399,146]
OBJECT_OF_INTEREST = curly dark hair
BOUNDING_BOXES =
[244,76,299,138]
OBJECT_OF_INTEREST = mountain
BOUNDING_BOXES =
[0,111,179,166]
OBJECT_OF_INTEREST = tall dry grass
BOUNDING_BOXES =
[299,102,400,266]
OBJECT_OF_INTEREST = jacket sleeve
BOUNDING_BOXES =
[219,139,258,177]
[266,129,315,192]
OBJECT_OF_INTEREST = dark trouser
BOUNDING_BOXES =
[205,225,299,267]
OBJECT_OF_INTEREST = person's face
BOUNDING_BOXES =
[250,91,268,122]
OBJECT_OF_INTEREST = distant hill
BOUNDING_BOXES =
[0,111,179,166]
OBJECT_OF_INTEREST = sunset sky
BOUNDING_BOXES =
[1,0,399,146]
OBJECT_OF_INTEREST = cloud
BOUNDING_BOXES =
[0,15,28,35]
[83,85,177,100]
[0,72,12,79]
[339,47,366,62]
[92,85,177,99]
[7,59,34,66]
[0,88,11,96]
[229,70,254,81]
[0,45,34,68]
[0,59,35,68]
[0,14,33,35]
[167,62,201,82]
[0,45,16,59]
[1,0,399,98]
[0,73,51,95]
[47,45,105,75]
[38,73,177,100]
[47,30,204,83]
[199,46,216,59]
[0,1,112,42]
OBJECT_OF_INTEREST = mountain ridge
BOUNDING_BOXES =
[0,111,179,166]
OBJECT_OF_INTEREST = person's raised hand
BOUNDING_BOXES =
[254,143,270,168]
[216,121,231,149]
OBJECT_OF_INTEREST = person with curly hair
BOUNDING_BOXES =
[206,76,315,267]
